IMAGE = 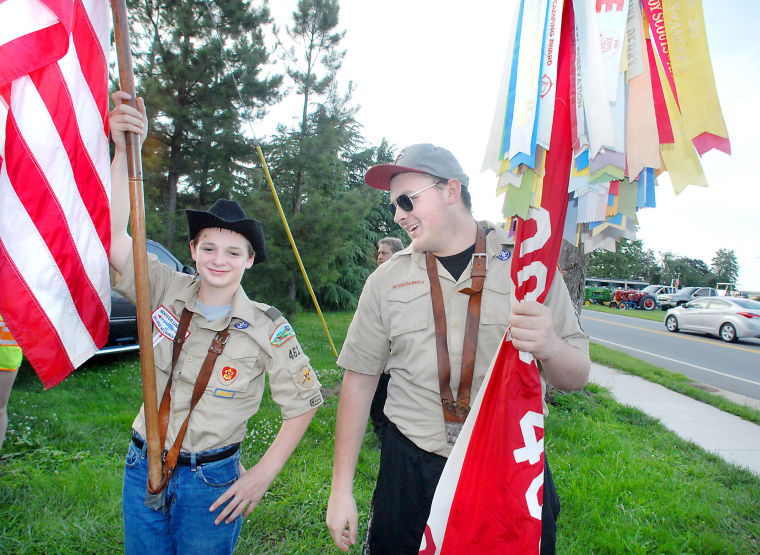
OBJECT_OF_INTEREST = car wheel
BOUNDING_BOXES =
[639,296,656,311]
[720,323,737,343]
[665,315,679,332]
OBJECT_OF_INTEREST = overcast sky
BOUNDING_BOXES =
[262,0,760,290]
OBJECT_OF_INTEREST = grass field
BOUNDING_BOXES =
[1,311,758,553]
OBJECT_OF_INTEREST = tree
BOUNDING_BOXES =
[248,81,389,314]
[126,0,282,253]
[282,0,345,217]
[267,0,349,305]
[711,248,739,284]
[586,239,657,282]
[659,252,713,288]
[558,241,588,312]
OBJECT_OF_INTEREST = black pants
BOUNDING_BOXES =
[366,423,560,555]
[369,373,391,444]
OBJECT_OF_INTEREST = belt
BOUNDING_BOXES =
[131,433,240,466]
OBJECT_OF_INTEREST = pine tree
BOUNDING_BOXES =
[126,0,282,254]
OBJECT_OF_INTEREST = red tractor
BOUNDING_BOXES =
[611,287,658,311]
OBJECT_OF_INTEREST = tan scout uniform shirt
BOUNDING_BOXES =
[114,252,323,453]
[337,222,588,458]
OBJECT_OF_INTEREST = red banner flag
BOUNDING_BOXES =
[421,1,574,551]
[0,0,111,388]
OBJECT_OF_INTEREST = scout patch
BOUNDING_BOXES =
[309,393,323,407]
[234,321,249,330]
[497,248,512,260]
[213,388,235,399]
[297,365,315,389]
[220,366,238,384]
[270,322,295,347]
[152,305,191,342]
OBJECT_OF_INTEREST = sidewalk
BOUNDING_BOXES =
[589,363,760,476]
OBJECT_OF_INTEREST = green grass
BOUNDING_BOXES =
[584,302,666,322]
[1,311,759,553]
[590,342,760,426]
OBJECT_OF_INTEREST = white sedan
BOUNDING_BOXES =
[664,296,760,343]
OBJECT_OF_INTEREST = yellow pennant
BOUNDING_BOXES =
[663,0,730,155]
[656,43,707,194]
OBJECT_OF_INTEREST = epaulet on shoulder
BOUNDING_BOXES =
[265,306,282,322]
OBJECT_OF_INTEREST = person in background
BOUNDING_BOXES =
[326,144,590,554]
[0,314,22,454]
[369,236,405,447]
[376,237,403,266]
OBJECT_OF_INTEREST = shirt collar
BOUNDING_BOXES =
[174,280,257,331]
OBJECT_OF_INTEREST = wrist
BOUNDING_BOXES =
[536,333,560,362]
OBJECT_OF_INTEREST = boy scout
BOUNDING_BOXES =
[326,144,590,554]
[109,92,323,554]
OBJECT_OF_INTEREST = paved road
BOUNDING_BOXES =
[580,309,760,401]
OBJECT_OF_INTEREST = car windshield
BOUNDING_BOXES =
[732,298,760,310]
[641,285,659,294]
[675,287,697,295]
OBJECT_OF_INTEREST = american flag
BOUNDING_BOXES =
[0,0,112,388]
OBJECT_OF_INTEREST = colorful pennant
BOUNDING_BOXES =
[484,0,730,254]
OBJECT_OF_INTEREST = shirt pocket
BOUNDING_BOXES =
[480,277,511,327]
[207,341,262,397]
[153,333,175,375]
[387,285,430,338]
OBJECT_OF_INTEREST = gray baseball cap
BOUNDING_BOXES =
[365,143,469,191]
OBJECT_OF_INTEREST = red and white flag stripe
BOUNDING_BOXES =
[0,0,111,388]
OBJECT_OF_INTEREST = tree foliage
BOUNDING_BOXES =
[126,0,282,254]
[710,248,739,284]
[121,0,399,317]
[659,252,717,288]
[585,240,742,289]
[587,239,658,282]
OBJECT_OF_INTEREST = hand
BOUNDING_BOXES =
[508,300,559,361]
[109,91,148,149]
[326,490,359,552]
[209,462,274,525]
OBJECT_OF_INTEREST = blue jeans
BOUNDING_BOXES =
[122,436,243,555]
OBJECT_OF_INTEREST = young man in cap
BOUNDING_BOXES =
[326,144,590,554]
[109,92,323,554]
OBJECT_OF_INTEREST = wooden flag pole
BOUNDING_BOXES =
[111,0,162,491]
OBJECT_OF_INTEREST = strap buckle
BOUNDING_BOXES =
[472,252,488,272]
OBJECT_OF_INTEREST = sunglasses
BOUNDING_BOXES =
[388,180,444,215]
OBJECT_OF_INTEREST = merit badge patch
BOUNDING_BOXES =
[497,249,512,261]
[152,305,191,342]
[297,366,315,389]
[270,322,295,347]
[221,366,238,384]
[213,388,235,399]
[309,393,323,407]
[234,321,249,330]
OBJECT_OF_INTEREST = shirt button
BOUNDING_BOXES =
[455,356,462,362]
[452,322,461,329]
[186,356,193,362]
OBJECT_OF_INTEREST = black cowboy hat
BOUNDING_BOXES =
[186,199,267,264]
